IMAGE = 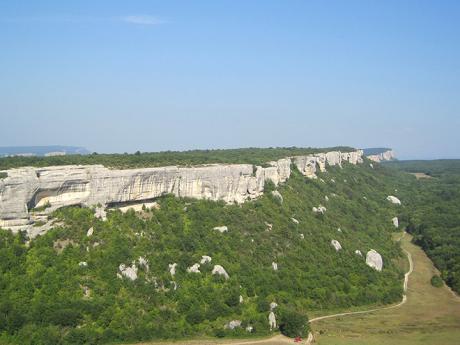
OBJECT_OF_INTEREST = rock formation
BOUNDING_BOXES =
[187,263,201,274]
[331,240,342,251]
[169,263,177,276]
[367,149,396,163]
[387,195,401,205]
[392,217,399,228]
[213,226,228,233]
[225,320,242,330]
[118,263,138,280]
[212,265,229,279]
[313,205,327,214]
[268,311,277,330]
[355,249,362,256]
[366,249,383,271]
[200,255,212,264]
[0,149,364,233]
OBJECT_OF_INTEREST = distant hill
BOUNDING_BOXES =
[0,146,89,157]
[363,147,392,156]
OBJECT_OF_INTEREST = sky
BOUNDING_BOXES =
[0,1,459,160]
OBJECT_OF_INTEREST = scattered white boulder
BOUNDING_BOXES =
[330,178,336,183]
[337,227,342,232]
[169,263,177,276]
[200,255,212,264]
[187,263,201,273]
[212,265,229,279]
[324,195,329,202]
[82,286,91,298]
[272,262,278,271]
[366,249,383,271]
[392,217,399,228]
[313,205,327,214]
[300,233,304,239]
[265,222,273,231]
[95,207,107,221]
[355,250,362,256]
[138,256,149,271]
[239,295,244,303]
[86,227,94,237]
[268,311,277,330]
[387,195,401,205]
[271,190,283,203]
[225,320,242,330]
[246,325,254,332]
[118,263,138,281]
[213,226,228,233]
[331,240,342,251]
[78,261,88,267]
[270,302,278,310]
[291,217,299,224]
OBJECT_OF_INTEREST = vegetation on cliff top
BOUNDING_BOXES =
[0,146,354,170]
[0,162,405,345]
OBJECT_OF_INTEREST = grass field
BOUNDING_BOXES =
[311,233,460,345]
[129,233,460,345]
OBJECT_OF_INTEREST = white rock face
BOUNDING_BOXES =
[387,195,401,205]
[212,265,229,279]
[169,263,177,276]
[187,263,201,273]
[200,255,212,264]
[392,217,399,228]
[268,311,277,330]
[271,190,283,203]
[366,249,383,271]
[291,217,299,224]
[118,263,138,280]
[367,150,396,163]
[78,261,88,267]
[213,226,228,233]
[86,227,94,237]
[313,205,327,214]
[0,149,364,232]
[272,262,278,271]
[355,249,363,256]
[331,240,342,251]
[225,320,242,330]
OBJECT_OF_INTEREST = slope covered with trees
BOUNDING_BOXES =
[0,159,407,345]
[385,160,460,293]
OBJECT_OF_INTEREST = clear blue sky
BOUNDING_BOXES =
[0,1,459,159]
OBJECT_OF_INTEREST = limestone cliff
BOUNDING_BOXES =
[366,149,396,163]
[0,149,363,233]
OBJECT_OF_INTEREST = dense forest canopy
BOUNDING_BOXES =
[0,160,406,345]
[0,146,354,170]
[386,160,460,293]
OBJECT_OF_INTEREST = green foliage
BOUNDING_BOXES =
[388,160,460,293]
[431,275,443,288]
[0,159,408,344]
[278,308,309,338]
[31,201,51,212]
[0,146,354,170]
[0,172,7,179]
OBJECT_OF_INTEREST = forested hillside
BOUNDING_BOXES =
[0,158,407,345]
[0,146,353,170]
[385,160,460,293]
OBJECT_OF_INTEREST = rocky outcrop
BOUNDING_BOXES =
[392,217,399,228]
[118,263,138,280]
[366,249,383,271]
[200,255,212,264]
[268,311,277,330]
[213,226,228,233]
[212,265,229,279]
[367,149,396,163]
[0,149,364,233]
[331,240,342,251]
[187,263,201,274]
[387,196,401,205]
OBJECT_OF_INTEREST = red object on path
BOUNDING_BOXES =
[294,336,302,342]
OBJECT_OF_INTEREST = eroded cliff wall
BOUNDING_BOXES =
[0,150,363,231]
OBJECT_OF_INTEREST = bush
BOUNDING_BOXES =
[431,275,444,288]
[278,308,309,338]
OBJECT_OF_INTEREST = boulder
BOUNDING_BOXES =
[366,249,383,271]
[313,205,327,214]
[291,217,299,224]
[270,302,278,310]
[169,263,177,276]
[212,265,229,279]
[200,255,212,264]
[213,226,228,233]
[225,320,242,330]
[86,227,94,237]
[331,240,342,251]
[118,263,138,280]
[268,311,277,330]
[392,217,399,228]
[78,261,88,267]
[387,196,401,205]
[355,249,362,256]
[272,262,278,271]
[186,263,201,273]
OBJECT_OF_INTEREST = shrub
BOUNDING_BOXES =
[431,275,443,288]
[278,308,309,338]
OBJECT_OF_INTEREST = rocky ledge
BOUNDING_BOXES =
[0,149,363,233]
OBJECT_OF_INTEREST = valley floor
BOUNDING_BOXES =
[130,233,460,345]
